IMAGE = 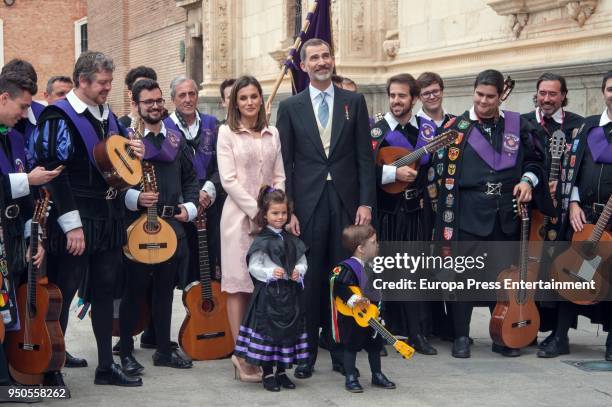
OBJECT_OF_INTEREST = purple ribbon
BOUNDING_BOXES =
[142,128,181,162]
[342,258,366,292]
[384,123,430,165]
[466,110,521,171]
[54,99,119,166]
[0,130,27,175]
[163,115,216,179]
[587,126,612,164]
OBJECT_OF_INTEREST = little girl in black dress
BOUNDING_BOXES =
[234,186,308,391]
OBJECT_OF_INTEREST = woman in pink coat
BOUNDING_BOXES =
[217,75,285,381]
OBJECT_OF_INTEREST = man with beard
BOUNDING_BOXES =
[537,71,612,360]
[429,69,547,358]
[117,66,158,129]
[522,73,584,348]
[370,73,437,355]
[119,79,199,377]
[163,75,221,290]
[32,51,144,387]
[277,38,376,379]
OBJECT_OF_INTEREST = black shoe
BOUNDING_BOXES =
[538,332,555,349]
[43,371,71,398]
[94,363,142,387]
[452,336,471,358]
[152,349,193,369]
[65,351,88,368]
[492,343,521,357]
[275,371,295,389]
[371,372,396,389]
[121,355,144,376]
[332,363,360,377]
[380,346,388,357]
[263,374,280,392]
[294,363,313,379]
[537,336,570,358]
[141,340,179,350]
[409,334,438,355]
[345,374,363,393]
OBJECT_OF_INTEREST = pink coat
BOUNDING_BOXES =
[217,124,285,294]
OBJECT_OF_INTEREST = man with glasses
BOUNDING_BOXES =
[416,72,454,128]
[119,79,199,378]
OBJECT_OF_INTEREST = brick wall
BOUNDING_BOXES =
[0,0,87,99]
[88,0,187,115]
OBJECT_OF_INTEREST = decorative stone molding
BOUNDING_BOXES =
[382,30,400,58]
[508,13,529,38]
[566,1,598,27]
[268,47,290,70]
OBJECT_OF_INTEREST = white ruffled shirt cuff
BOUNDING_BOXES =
[201,180,216,205]
[9,173,30,199]
[57,210,82,233]
[381,165,397,185]
[125,189,141,211]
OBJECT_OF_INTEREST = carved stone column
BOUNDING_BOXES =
[201,0,233,89]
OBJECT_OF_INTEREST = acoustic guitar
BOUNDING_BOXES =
[490,203,541,349]
[335,286,414,359]
[550,195,612,305]
[529,130,566,252]
[376,130,459,194]
[6,189,66,375]
[93,133,143,190]
[179,208,233,360]
[124,161,178,264]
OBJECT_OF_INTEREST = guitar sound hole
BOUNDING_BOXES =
[201,299,215,313]
[144,223,161,234]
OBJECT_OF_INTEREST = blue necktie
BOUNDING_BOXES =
[318,92,329,128]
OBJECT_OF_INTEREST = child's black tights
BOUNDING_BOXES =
[343,348,381,376]
[262,365,286,376]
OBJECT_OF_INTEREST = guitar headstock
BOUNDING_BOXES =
[549,130,566,160]
[141,162,157,193]
[394,340,415,359]
[33,188,51,225]
[428,130,459,152]
[195,205,207,230]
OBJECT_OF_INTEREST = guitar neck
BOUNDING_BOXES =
[197,228,213,300]
[367,317,397,345]
[519,214,530,284]
[589,195,612,242]
[395,147,426,167]
[549,157,561,182]
[27,222,40,315]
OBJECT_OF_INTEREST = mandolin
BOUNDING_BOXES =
[529,130,566,251]
[376,130,458,194]
[490,203,541,349]
[550,195,611,305]
[179,208,233,360]
[93,132,143,190]
[6,189,66,375]
[335,286,414,359]
[124,161,178,264]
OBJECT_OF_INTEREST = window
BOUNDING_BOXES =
[294,0,302,38]
[74,17,88,60]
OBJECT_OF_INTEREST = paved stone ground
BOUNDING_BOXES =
[44,293,612,407]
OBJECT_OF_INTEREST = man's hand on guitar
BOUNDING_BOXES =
[27,166,63,186]
[128,139,145,160]
[66,227,85,256]
[291,269,300,281]
[199,190,211,208]
[395,166,417,183]
[513,181,532,204]
[351,296,370,309]
[26,240,45,268]
[273,267,285,279]
[174,205,189,222]
[549,180,558,199]
[138,191,159,208]
[569,201,586,232]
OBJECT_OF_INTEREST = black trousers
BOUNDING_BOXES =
[451,217,516,338]
[49,250,122,368]
[555,301,612,342]
[299,182,352,366]
[119,240,183,357]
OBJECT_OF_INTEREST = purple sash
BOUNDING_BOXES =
[163,114,217,180]
[586,126,612,164]
[384,118,430,166]
[342,258,366,291]
[466,110,521,171]
[143,128,182,162]
[0,130,27,175]
[54,99,120,166]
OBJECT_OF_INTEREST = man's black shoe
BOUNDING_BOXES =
[452,336,471,358]
[492,343,521,357]
[152,349,192,369]
[43,371,70,398]
[65,352,88,368]
[409,334,438,355]
[537,336,570,358]
[294,363,313,379]
[121,355,144,376]
[95,363,142,386]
